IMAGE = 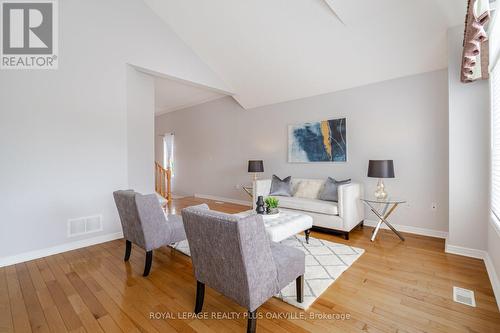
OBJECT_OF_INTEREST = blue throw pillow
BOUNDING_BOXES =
[318,177,351,202]
[269,175,293,197]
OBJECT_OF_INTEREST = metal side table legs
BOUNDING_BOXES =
[361,199,406,242]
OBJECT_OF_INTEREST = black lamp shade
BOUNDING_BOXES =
[367,160,395,178]
[248,160,264,173]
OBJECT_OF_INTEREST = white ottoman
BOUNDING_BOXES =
[235,210,313,243]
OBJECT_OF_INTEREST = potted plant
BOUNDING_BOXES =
[265,196,280,215]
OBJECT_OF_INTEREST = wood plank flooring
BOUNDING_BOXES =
[1,196,500,332]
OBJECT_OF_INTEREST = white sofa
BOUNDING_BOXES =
[253,178,364,239]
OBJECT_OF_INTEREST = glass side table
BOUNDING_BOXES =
[242,185,253,197]
[361,198,406,242]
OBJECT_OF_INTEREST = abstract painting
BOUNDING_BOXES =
[288,118,347,162]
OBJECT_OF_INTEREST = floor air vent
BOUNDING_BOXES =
[67,215,103,237]
[453,286,476,307]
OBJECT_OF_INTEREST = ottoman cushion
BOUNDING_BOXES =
[263,211,313,242]
[235,210,313,243]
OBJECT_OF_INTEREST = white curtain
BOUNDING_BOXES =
[163,133,174,176]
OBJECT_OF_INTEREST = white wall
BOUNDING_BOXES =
[488,222,500,299]
[156,70,450,233]
[0,0,228,262]
[447,26,490,251]
[126,67,155,193]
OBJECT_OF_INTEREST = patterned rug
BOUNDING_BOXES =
[171,235,364,310]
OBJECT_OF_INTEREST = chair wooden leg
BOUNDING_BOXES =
[296,275,304,303]
[124,240,132,261]
[304,229,311,244]
[247,310,257,333]
[143,250,153,277]
[194,281,205,314]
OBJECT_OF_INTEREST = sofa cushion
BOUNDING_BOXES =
[269,175,293,197]
[293,180,324,199]
[318,177,351,202]
[277,196,338,215]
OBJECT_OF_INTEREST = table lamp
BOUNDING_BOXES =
[367,160,394,199]
[248,160,264,181]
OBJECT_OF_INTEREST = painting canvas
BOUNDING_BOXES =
[288,118,347,162]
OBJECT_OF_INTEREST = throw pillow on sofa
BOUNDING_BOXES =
[318,177,351,202]
[269,175,293,197]
[294,180,324,199]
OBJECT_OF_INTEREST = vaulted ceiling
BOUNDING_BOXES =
[155,77,226,115]
[144,0,466,109]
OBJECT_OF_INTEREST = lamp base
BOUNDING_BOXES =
[374,179,388,199]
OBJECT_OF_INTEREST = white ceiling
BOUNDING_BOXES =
[155,77,226,115]
[144,0,466,109]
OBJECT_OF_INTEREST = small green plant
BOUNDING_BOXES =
[265,196,279,209]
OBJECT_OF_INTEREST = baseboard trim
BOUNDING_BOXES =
[484,252,500,311]
[444,242,487,259]
[0,231,124,268]
[364,219,448,239]
[194,194,252,206]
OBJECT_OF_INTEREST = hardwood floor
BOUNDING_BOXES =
[2,196,500,332]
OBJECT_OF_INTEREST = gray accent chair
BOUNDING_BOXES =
[113,190,186,276]
[181,204,305,333]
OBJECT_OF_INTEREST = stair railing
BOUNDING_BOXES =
[155,162,172,202]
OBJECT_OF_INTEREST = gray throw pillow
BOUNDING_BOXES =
[269,175,293,197]
[318,177,351,202]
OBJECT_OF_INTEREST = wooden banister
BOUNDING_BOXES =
[155,162,172,202]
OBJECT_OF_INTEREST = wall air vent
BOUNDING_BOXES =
[453,286,476,307]
[67,215,103,237]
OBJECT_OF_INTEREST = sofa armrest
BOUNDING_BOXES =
[337,183,365,231]
[252,179,272,208]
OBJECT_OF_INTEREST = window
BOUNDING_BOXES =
[163,133,174,177]
[491,9,500,224]
[492,60,500,222]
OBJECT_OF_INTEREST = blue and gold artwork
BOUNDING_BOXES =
[288,118,347,162]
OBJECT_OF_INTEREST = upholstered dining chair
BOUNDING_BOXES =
[113,190,186,276]
[181,204,305,333]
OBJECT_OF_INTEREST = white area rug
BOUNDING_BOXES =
[171,235,364,310]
